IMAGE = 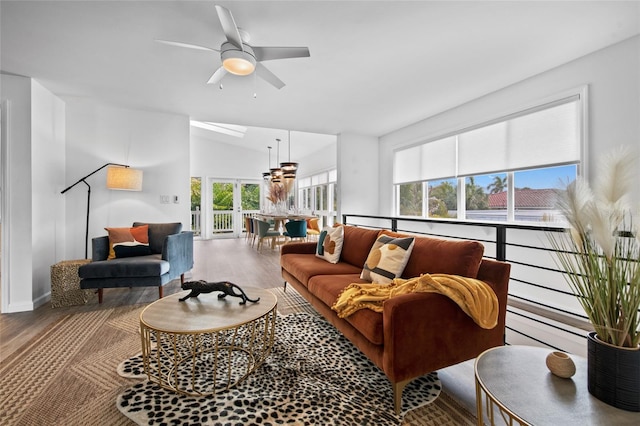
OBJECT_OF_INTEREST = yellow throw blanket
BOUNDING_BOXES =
[331,274,499,329]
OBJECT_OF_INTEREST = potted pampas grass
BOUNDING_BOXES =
[267,180,293,213]
[550,146,640,411]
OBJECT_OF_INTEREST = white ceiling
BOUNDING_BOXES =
[2,1,639,154]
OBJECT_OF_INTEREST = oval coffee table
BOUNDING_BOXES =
[139,287,277,396]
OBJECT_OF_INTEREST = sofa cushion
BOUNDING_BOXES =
[79,254,169,279]
[339,226,380,267]
[361,234,415,284]
[308,274,383,345]
[380,231,484,278]
[280,254,363,287]
[105,225,149,259]
[133,222,182,254]
[316,226,344,264]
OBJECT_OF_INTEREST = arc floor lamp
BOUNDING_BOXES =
[61,163,143,258]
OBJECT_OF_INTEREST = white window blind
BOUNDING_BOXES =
[393,94,581,183]
[458,99,580,176]
[393,136,457,184]
[393,145,422,184]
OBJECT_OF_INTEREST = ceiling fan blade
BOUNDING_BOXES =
[215,5,244,50]
[155,39,219,52]
[207,66,227,85]
[256,63,285,90]
[253,46,310,62]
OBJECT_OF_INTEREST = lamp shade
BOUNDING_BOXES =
[106,166,143,191]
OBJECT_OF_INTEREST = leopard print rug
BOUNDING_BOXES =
[116,313,441,425]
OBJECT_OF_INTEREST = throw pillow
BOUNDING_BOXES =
[316,225,344,264]
[113,242,152,258]
[361,234,415,284]
[105,225,149,259]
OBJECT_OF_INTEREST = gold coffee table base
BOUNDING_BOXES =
[140,288,277,396]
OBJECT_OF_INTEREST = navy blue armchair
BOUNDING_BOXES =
[78,222,194,303]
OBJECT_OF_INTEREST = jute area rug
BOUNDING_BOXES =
[0,287,476,426]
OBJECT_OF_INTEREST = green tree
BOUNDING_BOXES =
[212,182,234,210]
[190,177,201,211]
[429,181,457,211]
[241,183,261,210]
[487,175,507,194]
[466,177,489,210]
[428,197,450,218]
[399,183,422,216]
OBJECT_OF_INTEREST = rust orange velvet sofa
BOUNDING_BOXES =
[280,225,511,413]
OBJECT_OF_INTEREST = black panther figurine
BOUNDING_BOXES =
[179,280,260,304]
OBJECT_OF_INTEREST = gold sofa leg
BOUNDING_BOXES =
[393,379,410,414]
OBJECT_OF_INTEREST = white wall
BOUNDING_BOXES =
[337,132,379,218]
[64,98,191,260]
[295,142,337,178]
[31,80,65,305]
[0,74,34,312]
[379,35,640,214]
[0,75,66,312]
[190,135,266,181]
[191,134,338,181]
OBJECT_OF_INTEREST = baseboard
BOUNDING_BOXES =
[3,300,35,313]
[33,292,51,310]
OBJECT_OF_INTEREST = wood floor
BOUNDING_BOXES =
[0,236,479,416]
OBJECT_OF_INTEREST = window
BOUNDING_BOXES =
[297,169,338,226]
[465,173,504,221]
[429,178,457,218]
[394,90,584,224]
[398,182,422,216]
[513,165,576,223]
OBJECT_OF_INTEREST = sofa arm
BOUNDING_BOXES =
[91,236,109,261]
[382,290,505,383]
[280,241,317,255]
[162,231,194,276]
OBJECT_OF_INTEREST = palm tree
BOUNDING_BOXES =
[486,175,507,194]
[466,177,489,210]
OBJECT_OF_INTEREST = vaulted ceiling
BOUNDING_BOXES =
[2,1,639,146]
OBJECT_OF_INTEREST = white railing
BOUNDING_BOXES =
[191,207,201,236]
[194,209,261,236]
[212,210,234,234]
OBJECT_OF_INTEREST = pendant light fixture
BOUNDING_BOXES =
[270,139,283,183]
[280,130,298,180]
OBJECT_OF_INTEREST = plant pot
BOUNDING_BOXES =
[587,332,640,412]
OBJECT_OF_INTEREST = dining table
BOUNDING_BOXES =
[256,213,317,232]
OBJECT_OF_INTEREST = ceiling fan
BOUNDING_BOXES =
[156,4,310,89]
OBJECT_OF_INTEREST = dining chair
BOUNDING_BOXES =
[254,219,280,251]
[244,216,253,244]
[306,217,321,241]
[283,220,307,243]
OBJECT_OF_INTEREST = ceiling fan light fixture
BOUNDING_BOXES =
[221,43,256,76]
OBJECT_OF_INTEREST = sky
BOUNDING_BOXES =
[432,164,577,192]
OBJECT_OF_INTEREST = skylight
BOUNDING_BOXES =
[190,121,247,138]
